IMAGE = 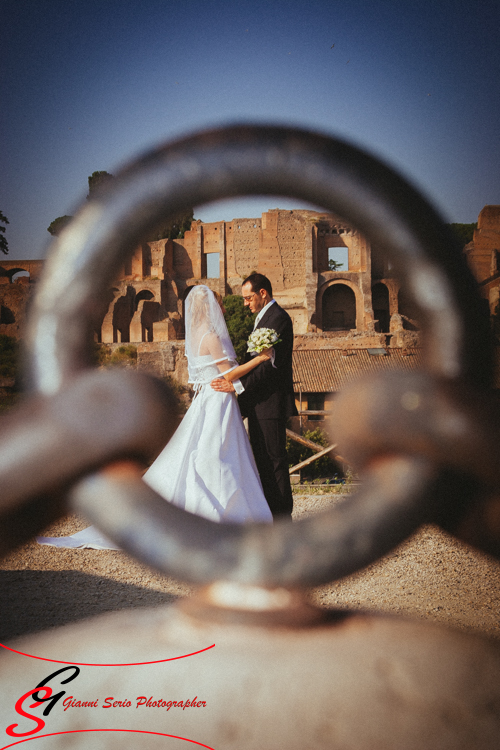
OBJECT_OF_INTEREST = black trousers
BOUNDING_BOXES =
[248,414,293,518]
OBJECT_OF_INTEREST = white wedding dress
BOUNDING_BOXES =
[143,353,272,523]
[37,286,272,550]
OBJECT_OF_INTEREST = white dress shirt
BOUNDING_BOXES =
[253,298,276,330]
[234,299,277,394]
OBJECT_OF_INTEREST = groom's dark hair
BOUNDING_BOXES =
[243,272,273,298]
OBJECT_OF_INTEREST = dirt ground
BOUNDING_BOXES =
[1,492,500,643]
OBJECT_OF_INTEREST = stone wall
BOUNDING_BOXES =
[231,218,261,282]
[0,278,36,340]
[136,341,188,383]
[0,261,43,341]
[293,332,387,350]
[464,205,500,314]
[0,206,426,349]
[102,341,188,386]
[0,260,44,283]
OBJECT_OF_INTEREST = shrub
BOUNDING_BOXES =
[94,343,137,366]
[286,427,340,479]
[162,374,191,414]
[109,345,137,364]
[223,295,255,363]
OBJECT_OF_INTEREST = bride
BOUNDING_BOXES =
[143,284,273,523]
[37,285,273,549]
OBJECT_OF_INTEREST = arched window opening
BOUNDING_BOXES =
[371,247,385,279]
[322,284,356,331]
[141,300,160,342]
[112,287,135,343]
[372,282,390,333]
[1,305,15,324]
[12,270,30,283]
[131,289,158,341]
[135,289,154,309]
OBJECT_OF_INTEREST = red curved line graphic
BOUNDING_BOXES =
[0,729,214,749]
[0,642,215,666]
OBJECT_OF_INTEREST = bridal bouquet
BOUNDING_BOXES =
[247,327,281,354]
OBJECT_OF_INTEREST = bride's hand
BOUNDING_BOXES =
[212,377,235,392]
[259,347,274,360]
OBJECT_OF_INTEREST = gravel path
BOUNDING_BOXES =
[1,492,499,642]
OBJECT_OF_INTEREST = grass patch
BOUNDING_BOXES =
[94,344,137,366]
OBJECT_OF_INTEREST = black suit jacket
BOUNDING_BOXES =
[238,302,297,421]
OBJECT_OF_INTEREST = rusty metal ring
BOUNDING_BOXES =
[25,124,491,586]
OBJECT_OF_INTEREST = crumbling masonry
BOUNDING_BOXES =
[3,206,498,407]
[89,208,420,349]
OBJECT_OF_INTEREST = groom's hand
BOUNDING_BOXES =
[211,377,235,393]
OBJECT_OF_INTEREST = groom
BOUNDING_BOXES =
[211,273,297,518]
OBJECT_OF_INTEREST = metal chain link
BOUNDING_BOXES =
[1,124,497,581]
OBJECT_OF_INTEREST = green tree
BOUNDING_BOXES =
[47,171,114,236]
[0,211,9,255]
[49,170,192,243]
[328,258,343,270]
[147,208,194,241]
[93,343,137,366]
[87,170,114,199]
[86,170,193,239]
[223,294,255,363]
[446,222,477,247]
[47,215,74,236]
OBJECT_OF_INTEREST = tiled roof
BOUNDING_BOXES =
[292,348,424,393]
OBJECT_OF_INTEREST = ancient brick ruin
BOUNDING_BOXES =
[463,205,500,316]
[0,260,43,339]
[3,206,498,418]
[89,208,420,350]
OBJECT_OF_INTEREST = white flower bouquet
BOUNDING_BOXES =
[247,327,281,354]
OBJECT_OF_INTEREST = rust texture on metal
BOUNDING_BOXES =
[0,123,497,585]
[0,369,179,556]
[2,603,500,750]
[3,123,500,749]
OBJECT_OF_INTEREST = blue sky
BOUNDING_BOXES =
[2,0,499,260]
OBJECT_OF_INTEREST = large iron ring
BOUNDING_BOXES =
[25,124,491,586]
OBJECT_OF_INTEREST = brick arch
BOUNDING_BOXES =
[0,260,43,282]
[134,288,156,309]
[131,289,160,342]
[0,266,29,282]
[0,304,15,324]
[317,278,363,332]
